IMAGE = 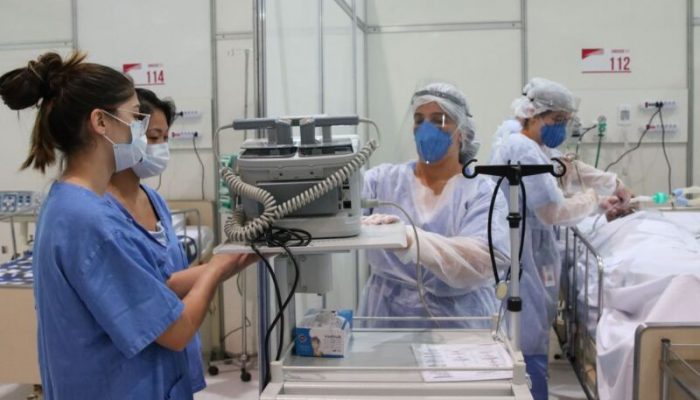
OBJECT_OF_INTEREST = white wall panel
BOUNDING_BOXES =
[323,1,356,136]
[217,40,255,153]
[216,0,254,33]
[77,1,212,97]
[366,0,520,26]
[78,0,214,200]
[529,0,690,190]
[367,29,522,165]
[528,0,686,90]
[0,0,72,45]
[572,89,688,144]
[578,143,687,196]
[265,0,320,116]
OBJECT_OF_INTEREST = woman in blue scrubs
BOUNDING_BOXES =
[106,88,207,393]
[0,52,255,400]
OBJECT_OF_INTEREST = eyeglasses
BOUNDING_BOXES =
[104,108,150,126]
[542,112,571,125]
[117,108,150,122]
[413,112,452,129]
[103,109,151,134]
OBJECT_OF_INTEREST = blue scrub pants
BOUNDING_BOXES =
[524,354,548,400]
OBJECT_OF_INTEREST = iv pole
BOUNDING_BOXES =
[462,159,566,352]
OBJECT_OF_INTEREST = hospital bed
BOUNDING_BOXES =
[168,200,217,266]
[634,322,700,400]
[557,208,700,400]
[0,204,41,400]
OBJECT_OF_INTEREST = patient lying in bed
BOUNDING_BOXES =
[571,209,700,400]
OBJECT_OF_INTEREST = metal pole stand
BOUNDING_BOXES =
[462,159,566,353]
[207,271,256,381]
[239,268,252,382]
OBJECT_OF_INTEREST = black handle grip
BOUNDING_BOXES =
[462,159,479,178]
[462,159,566,182]
[550,157,566,178]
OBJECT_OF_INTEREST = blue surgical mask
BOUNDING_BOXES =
[540,122,567,148]
[414,122,452,164]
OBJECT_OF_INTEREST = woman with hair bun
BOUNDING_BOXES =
[0,52,256,400]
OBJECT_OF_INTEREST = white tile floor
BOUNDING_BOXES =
[1,341,587,400]
[0,384,33,400]
[0,363,586,400]
[194,368,259,400]
[0,369,260,400]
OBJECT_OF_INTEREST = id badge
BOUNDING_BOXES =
[540,264,557,288]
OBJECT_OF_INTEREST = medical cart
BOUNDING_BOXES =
[215,222,533,399]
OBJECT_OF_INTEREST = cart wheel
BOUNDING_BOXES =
[240,369,252,382]
[208,365,219,376]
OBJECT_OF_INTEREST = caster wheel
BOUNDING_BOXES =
[208,365,219,376]
[240,370,252,382]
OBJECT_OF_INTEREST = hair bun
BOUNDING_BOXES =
[0,52,75,110]
[33,52,66,96]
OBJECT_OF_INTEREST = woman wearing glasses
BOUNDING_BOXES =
[490,77,629,400]
[359,82,510,330]
[0,52,255,400]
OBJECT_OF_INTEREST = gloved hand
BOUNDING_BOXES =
[557,154,581,195]
[599,195,621,212]
[613,180,632,204]
[361,214,401,225]
[600,193,636,221]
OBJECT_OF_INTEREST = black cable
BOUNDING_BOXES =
[604,109,660,172]
[273,243,301,357]
[255,226,309,384]
[659,108,672,195]
[502,180,527,283]
[519,179,527,265]
[487,176,506,283]
[486,173,526,284]
[155,174,162,191]
[260,228,307,362]
[192,135,206,200]
[250,243,284,380]
[251,242,283,384]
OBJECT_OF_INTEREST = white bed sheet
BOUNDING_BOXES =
[571,211,700,306]
[566,211,700,400]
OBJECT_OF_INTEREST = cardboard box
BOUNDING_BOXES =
[294,309,352,358]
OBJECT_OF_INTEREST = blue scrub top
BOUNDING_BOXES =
[32,182,193,400]
[105,185,206,393]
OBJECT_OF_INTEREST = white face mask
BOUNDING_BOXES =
[132,143,170,178]
[102,110,150,172]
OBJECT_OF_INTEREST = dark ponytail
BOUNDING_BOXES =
[0,52,135,173]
